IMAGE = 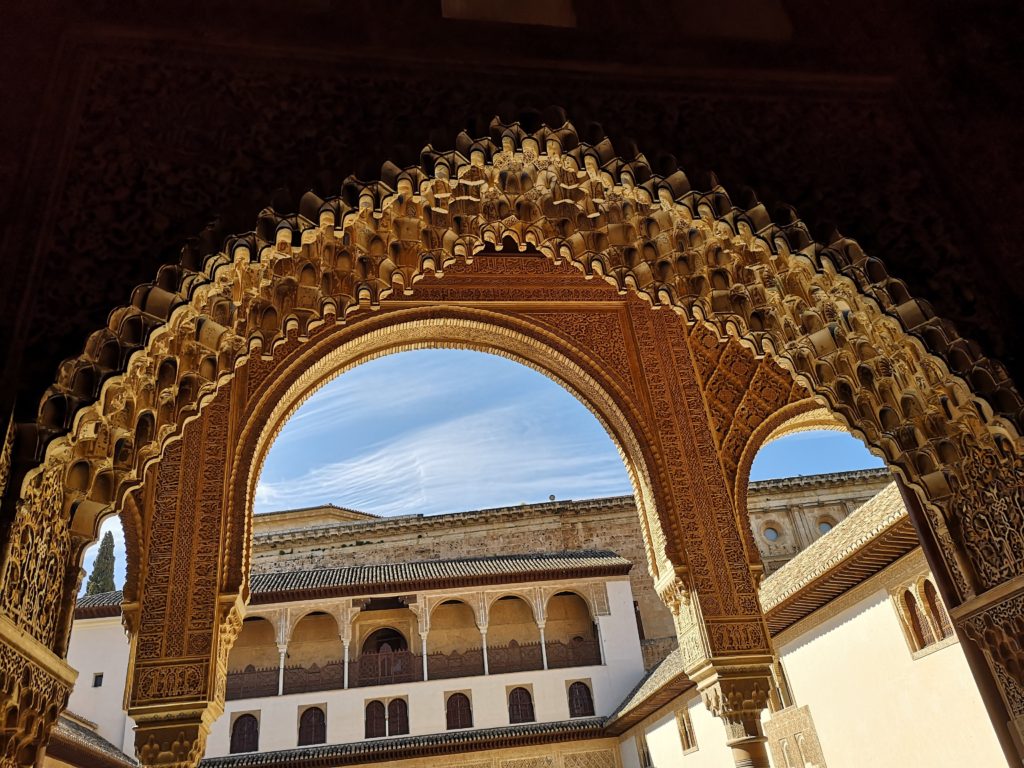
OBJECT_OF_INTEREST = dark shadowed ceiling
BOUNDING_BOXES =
[1,0,1021,424]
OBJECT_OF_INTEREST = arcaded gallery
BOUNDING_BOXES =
[1,3,1021,768]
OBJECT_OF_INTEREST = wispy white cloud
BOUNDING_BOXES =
[255,401,631,516]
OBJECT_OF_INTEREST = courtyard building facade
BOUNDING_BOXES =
[59,471,1001,767]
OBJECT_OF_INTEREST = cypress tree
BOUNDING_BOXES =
[85,531,116,595]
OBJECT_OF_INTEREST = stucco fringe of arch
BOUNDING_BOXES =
[0,113,1023,764]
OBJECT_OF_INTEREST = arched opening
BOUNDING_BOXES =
[255,349,630,516]
[364,700,385,739]
[428,600,484,680]
[744,421,889,576]
[297,707,326,746]
[229,714,259,754]
[387,698,409,736]
[487,596,543,675]
[356,624,416,687]
[445,693,473,730]
[3,111,1022,767]
[225,618,278,700]
[508,687,535,724]
[567,681,595,717]
[545,592,601,669]
[284,612,345,695]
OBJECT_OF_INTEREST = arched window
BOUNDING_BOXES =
[508,687,535,724]
[388,698,409,736]
[230,714,259,754]
[567,681,595,717]
[298,707,326,746]
[365,700,386,738]
[902,590,935,649]
[446,693,473,730]
[924,580,954,640]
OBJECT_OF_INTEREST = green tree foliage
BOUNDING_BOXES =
[85,530,116,595]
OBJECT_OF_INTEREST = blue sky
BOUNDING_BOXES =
[80,349,884,592]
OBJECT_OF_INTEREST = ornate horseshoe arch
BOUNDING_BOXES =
[0,113,1022,768]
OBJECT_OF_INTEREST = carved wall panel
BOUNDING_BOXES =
[0,114,1021,765]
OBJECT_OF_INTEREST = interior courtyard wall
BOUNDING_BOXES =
[63,617,135,756]
[486,599,541,648]
[774,556,1003,768]
[617,691,732,768]
[251,472,888,660]
[250,498,676,644]
[353,610,418,655]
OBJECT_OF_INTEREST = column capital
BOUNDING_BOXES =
[135,712,212,768]
[693,664,773,748]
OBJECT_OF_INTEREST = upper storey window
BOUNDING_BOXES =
[894,577,956,654]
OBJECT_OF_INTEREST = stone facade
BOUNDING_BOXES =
[251,469,891,669]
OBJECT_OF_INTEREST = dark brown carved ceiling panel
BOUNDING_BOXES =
[1,2,1021,423]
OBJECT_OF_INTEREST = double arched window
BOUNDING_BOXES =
[446,693,473,730]
[508,687,535,723]
[897,578,955,652]
[567,681,595,717]
[230,714,259,754]
[365,699,409,737]
[298,707,326,746]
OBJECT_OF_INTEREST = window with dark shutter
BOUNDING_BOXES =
[387,698,409,736]
[568,681,595,717]
[230,714,259,754]
[507,687,535,723]
[298,707,326,746]
[924,580,954,640]
[446,693,473,730]
[365,700,386,738]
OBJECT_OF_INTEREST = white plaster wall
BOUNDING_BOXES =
[618,694,731,768]
[64,616,135,754]
[205,581,645,756]
[778,588,1003,768]
[208,663,621,755]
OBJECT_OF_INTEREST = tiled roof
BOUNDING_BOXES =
[250,550,631,603]
[760,482,919,634]
[604,646,692,733]
[200,718,605,767]
[75,551,631,617]
[49,715,138,768]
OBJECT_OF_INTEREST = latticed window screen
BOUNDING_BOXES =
[902,589,935,649]
[387,698,409,735]
[298,707,325,746]
[676,707,697,751]
[230,714,259,754]
[567,681,595,717]
[446,693,473,729]
[364,700,386,738]
[508,687,535,723]
[923,580,954,640]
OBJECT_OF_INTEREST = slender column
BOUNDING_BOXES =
[420,632,429,681]
[538,623,549,670]
[276,643,288,696]
[343,639,350,690]
[480,627,490,675]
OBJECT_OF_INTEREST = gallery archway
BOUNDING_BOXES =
[0,113,1021,768]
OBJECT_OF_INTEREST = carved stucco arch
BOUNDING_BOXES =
[0,113,1021,766]
[229,309,671,599]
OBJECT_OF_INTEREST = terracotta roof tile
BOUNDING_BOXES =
[50,715,138,768]
[199,718,605,767]
[76,551,631,617]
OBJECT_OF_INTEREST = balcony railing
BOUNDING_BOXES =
[226,640,602,700]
